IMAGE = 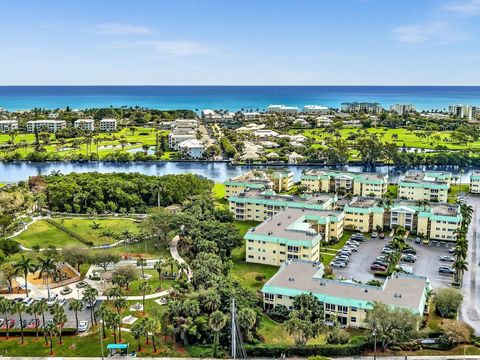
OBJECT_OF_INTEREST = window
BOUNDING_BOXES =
[277,295,283,299]
[287,246,299,253]
[351,317,357,323]
[265,293,274,301]
[351,307,357,312]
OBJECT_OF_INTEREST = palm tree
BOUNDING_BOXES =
[139,281,151,315]
[36,298,49,345]
[131,319,146,352]
[37,256,57,299]
[44,322,57,355]
[82,286,99,325]
[95,303,112,339]
[14,301,26,344]
[145,318,161,353]
[209,310,228,357]
[177,262,189,281]
[154,259,165,281]
[14,255,37,297]
[27,300,41,340]
[0,298,12,339]
[453,258,469,284]
[112,297,127,343]
[137,257,147,278]
[51,303,67,344]
[69,299,85,334]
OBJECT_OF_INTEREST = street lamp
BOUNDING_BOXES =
[373,328,377,360]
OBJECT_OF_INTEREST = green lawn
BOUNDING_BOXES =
[387,184,398,198]
[212,183,225,199]
[448,183,469,204]
[121,269,175,296]
[13,217,142,249]
[258,314,326,345]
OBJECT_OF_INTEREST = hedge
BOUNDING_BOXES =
[245,341,369,357]
[44,218,94,246]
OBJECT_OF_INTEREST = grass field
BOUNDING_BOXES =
[13,217,142,249]
[121,269,175,296]
[0,127,176,159]
[292,127,480,151]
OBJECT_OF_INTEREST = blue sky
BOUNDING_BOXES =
[1,0,480,85]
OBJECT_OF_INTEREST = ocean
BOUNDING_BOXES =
[0,86,479,112]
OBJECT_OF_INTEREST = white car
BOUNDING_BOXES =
[57,298,67,306]
[398,265,414,274]
[46,294,58,307]
[22,297,35,307]
[330,261,347,268]
[78,320,88,332]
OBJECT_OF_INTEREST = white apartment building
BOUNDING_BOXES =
[0,120,18,132]
[267,105,299,115]
[316,116,333,127]
[242,112,261,121]
[177,139,205,159]
[26,120,66,133]
[168,131,197,150]
[303,105,329,115]
[74,119,95,131]
[390,104,416,115]
[341,102,383,114]
[99,118,117,132]
[449,104,474,120]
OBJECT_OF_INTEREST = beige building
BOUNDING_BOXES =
[228,189,337,222]
[224,170,294,198]
[268,170,294,192]
[301,170,388,197]
[398,171,451,202]
[470,171,480,194]
[245,208,344,266]
[342,197,462,241]
[262,260,430,328]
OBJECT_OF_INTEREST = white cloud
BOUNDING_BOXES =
[105,40,211,56]
[89,23,154,35]
[393,21,465,44]
[442,0,480,17]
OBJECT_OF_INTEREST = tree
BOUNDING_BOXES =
[145,318,162,353]
[82,286,99,325]
[365,302,420,351]
[433,288,463,318]
[44,322,57,355]
[137,257,147,278]
[51,303,67,344]
[36,298,49,344]
[14,301,26,344]
[0,297,12,339]
[92,252,120,272]
[95,303,111,339]
[14,255,37,296]
[105,311,121,344]
[285,310,319,345]
[37,255,57,298]
[62,246,90,272]
[131,319,146,352]
[209,310,228,357]
[0,263,16,293]
[154,259,165,280]
[439,319,473,345]
[27,300,41,340]
[69,299,85,334]
[111,265,139,291]
[139,280,152,315]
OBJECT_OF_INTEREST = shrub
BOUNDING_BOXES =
[245,341,368,357]
[326,327,350,345]
[267,305,289,323]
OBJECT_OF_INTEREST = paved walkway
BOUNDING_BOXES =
[170,235,193,281]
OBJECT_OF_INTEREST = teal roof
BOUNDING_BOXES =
[301,171,387,185]
[399,181,449,190]
[224,181,266,189]
[107,344,129,349]
[228,195,331,210]
[344,205,384,214]
[245,232,321,247]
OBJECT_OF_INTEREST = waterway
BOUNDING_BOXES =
[0,161,475,184]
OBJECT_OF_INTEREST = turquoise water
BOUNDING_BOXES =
[1,86,480,111]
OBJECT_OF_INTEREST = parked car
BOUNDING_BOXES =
[22,297,35,307]
[375,255,387,262]
[335,255,350,263]
[438,266,455,274]
[440,255,455,262]
[78,320,89,332]
[351,233,364,240]
[46,294,58,307]
[13,297,23,304]
[26,319,40,329]
[339,249,352,256]
[382,248,393,255]
[372,260,389,268]
[371,232,378,238]
[347,240,360,246]
[0,319,4,328]
[14,319,27,329]
[414,237,421,244]
[344,245,358,252]
[398,265,414,274]
[40,319,53,329]
[403,248,417,255]
[76,281,88,289]
[330,261,347,268]
[379,232,386,239]
[370,264,387,271]
[57,298,67,306]
[401,254,417,263]
[448,247,455,253]
[60,287,72,295]
[1,319,15,329]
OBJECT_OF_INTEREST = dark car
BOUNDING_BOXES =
[403,248,417,255]
[414,237,421,244]
[402,254,417,263]
[14,319,27,329]
[1,319,15,329]
[438,266,455,274]
[370,264,387,271]
[379,232,386,239]
[372,260,389,267]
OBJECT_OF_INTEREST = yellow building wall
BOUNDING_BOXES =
[246,240,319,266]
[470,179,480,194]
[398,185,448,202]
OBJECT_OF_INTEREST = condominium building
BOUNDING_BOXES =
[228,189,337,222]
[390,104,416,115]
[262,259,430,327]
[267,105,299,115]
[398,171,451,202]
[26,120,66,133]
[449,104,474,120]
[168,130,196,150]
[340,102,383,114]
[0,120,18,132]
[177,139,204,159]
[99,118,117,132]
[74,119,95,131]
[316,116,333,127]
[269,170,294,192]
[242,112,261,121]
[303,105,329,115]
[341,197,462,241]
[470,171,480,194]
[224,171,273,198]
[301,170,388,197]
[245,208,344,266]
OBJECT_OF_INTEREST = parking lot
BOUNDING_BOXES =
[0,298,102,331]
[331,235,454,288]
